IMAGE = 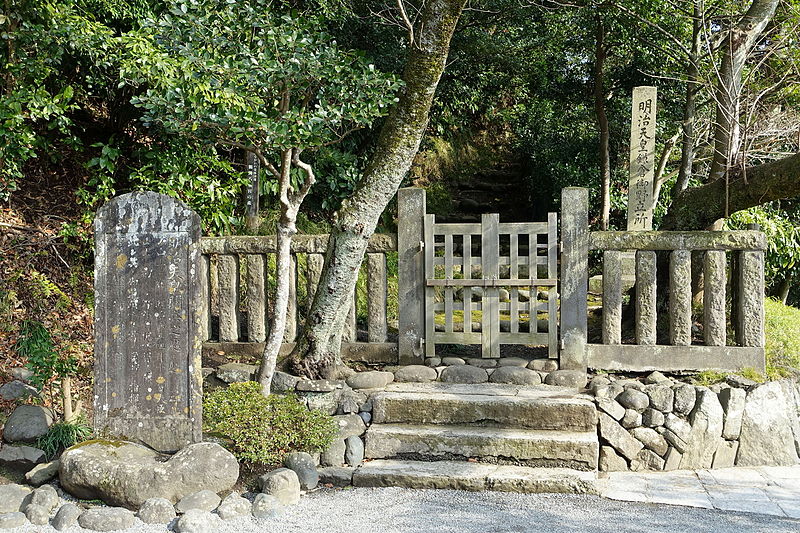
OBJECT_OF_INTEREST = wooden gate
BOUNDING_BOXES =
[423,212,558,359]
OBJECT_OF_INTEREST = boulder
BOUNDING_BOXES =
[0,512,27,529]
[304,390,341,415]
[346,371,394,390]
[0,444,45,470]
[258,468,301,505]
[333,414,367,439]
[598,413,643,461]
[251,494,281,519]
[215,363,257,383]
[440,365,488,384]
[597,398,625,421]
[393,366,437,383]
[345,436,364,466]
[737,381,800,466]
[25,460,60,486]
[718,387,746,440]
[0,484,32,513]
[175,490,221,513]
[679,388,724,469]
[284,452,318,490]
[78,507,136,532]
[644,385,674,412]
[630,427,668,456]
[59,441,238,509]
[216,493,251,520]
[137,498,176,524]
[175,509,216,533]
[0,380,38,401]
[642,408,665,428]
[673,384,696,415]
[320,439,346,467]
[543,370,586,388]
[52,503,83,531]
[489,367,542,386]
[337,389,367,415]
[616,389,649,411]
[3,405,54,443]
[30,484,59,511]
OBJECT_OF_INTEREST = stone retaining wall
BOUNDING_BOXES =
[590,372,800,471]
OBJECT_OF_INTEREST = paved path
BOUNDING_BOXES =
[601,465,800,518]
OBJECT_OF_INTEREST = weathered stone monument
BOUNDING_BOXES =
[94,192,204,452]
[626,86,657,231]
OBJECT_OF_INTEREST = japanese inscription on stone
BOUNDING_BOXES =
[627,86,657,231]
[94,192,203,452]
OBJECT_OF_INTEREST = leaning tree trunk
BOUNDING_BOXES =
[593,17,612,230]
[290,0,468,379]
[707,0,779,183]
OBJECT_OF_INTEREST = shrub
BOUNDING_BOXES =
[765,298,800,379]
[37,418,93,459]
[203,381,337,467]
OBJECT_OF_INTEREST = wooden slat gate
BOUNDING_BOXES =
[423,212,559,359]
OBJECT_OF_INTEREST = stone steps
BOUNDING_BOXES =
[364,423,598,470]
[371,385,597,432]
[352,459,599,494]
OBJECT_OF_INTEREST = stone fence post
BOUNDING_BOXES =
[94,192,204,452]
[560,188,589,371]
[397,188,426,365]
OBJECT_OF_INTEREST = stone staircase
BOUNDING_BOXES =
[355,383,600,493]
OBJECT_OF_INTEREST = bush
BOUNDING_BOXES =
[203,382,337,467]
[37,418,93,459]
[765,298,800,379]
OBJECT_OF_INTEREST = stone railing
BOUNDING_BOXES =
[560,187,766,374]
[198,234,397,363]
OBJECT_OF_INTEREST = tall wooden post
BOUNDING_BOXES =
[560,187,588,371]
[397,188,426,364]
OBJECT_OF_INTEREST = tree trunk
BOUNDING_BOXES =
[708,0,779,183]
[777,274,791,304]
[661,152,800,230]
[291,0,468,378]
[672,0,702,196]
[593,17,612,230]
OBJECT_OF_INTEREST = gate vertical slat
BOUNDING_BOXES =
[547,212,558,357]
[635,251,657,345]
[445,234,454,333]
[510,233,519,334]
[424,214,436,357]
[669,250,692,346]
[528,231,538,334]
[602,250,623,345]
[464,234,472,334]
[704,250,727,346]
[482,214,500,358]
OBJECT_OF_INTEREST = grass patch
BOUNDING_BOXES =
[765,298,800,379]
[37,418,93,459]
[691,370,727,386]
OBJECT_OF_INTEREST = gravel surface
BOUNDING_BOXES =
[4,487,800,533]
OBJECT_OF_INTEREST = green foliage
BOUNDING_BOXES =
[36,418,93,459]
[203,381,337,467]
[736,367,766,384]
[691,370,726,386]
[16,320,78,391]
[764,298,800,379]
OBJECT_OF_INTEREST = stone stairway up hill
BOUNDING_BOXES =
[355,382,600,494]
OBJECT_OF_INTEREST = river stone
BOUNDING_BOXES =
[0,444,45,470]
[3,405,54,442]
[718,387,746,440]
[644,371,669,384]
[737,381,800,466]
[598,413,643,461]
[616,389,649,411]
[466,358,497,368]
[441,357,465,366]
[543,370,586,388]
[251,494,281,519]
[216,493,251,520]
[258,468,301,505]
[175,509,216,533]
[673,384,696,415]
[78,507,135,532]
[337,389,367,415]
[498,358,528,367]
[528,359,558,373]
[0,512,26,529]
[320,439,346,467]
[346,371,394,390]
[0,380,38,401]
[630,427,668,456]
[271,371,300,393]
[296,379,341,393]
[11,368,33,383]
[620,409,642,429]
[596,398,625,421]
[284,452,318,490]
[24,504,50,526]
[345,436,365,466]
[489,366,542,385]
[59,441,238,509]
[305,390,341,415]
[137,498,176,524]
[53,503,82,531]
[598,446,628,472]
[334,414,367,438]
[679,388,724,469]
[30,484,59,511]
[25,460,60,486]
[215,363,257,383]
[642,408,665,428]
[0,485,32,513]
[176,490,221,513]
[644,385,674,412]
[425,357,442,367]
[589,376,611,392]
[359,412,372,425]
[440,365,488,384]
[393,366,437,383]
